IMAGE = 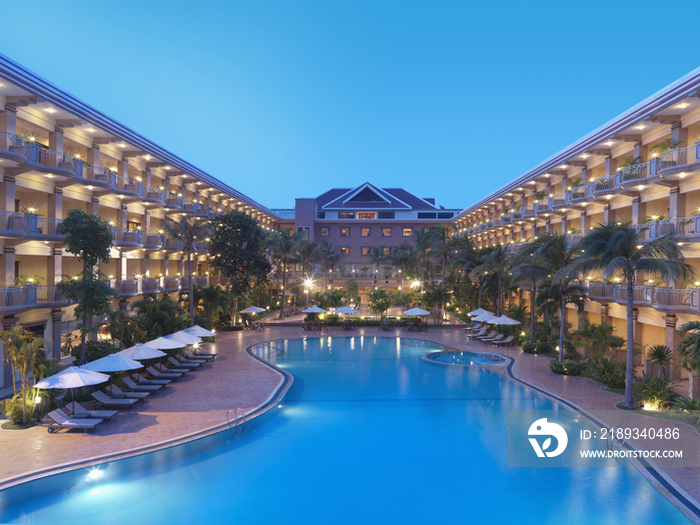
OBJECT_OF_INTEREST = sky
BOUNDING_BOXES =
[1,0,700,211]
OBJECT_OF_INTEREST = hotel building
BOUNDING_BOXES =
[452,67,700,391]
[2,52,700,393]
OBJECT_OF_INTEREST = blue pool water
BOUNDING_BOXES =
[0,336,691,524]
[427,350,507,366]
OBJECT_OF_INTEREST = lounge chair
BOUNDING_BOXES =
[481,334,504,344]
[493,335,516,346]
[186,349,216,362]
[107,385,150,400]
[156,363,189,374]
[170,356,201,369]
[47,409,102,433]
[464,323,483,333]
[179,351,208,364]
[92,391,139,408]
[123,377,163,392]
[465,329,487,341]
[146,366,182,380]
[475,331,498,341]
[65,402,117,420]
[133,372,171,385]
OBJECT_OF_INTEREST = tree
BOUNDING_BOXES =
[425,223,458,283]
[129,293,189,342]
[647,345,673,378]
[472,245,511,317]
[571,318,625,356]
[314,240,344,289]
[390,245,415,303]
[367,246,387,288]
[346,280,360,306]
[210,211,271,326]
[368,289,390,319]
[296,240,319,306]
[677,321,700,375]
[269,228,301,319]
[162,215,211,326]
[57,208,117,364]
[0,326,45,424]
[577,222,693,409]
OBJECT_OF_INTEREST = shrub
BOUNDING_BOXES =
[634,376,676,410]
[674,396,700,411]
[1,395,24,425]
[587,355,626,389]
[563,339,581,361]
[534,341,551,354]
[549,359,582,376]
[521,341,536,354]
[323,314,341,326]
[71,340,117,363]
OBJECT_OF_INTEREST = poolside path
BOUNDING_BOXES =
[1,325,699,518]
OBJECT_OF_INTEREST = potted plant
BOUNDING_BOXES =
[533,190,547,203]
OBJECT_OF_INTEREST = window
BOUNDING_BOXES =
[317,211,326,219]
[438,212,454,219]
[417,212,437,219]
[340,227,350,237]
[402,227,413,237]
[378,211,395,219]
[381,227,392,237]
[319,227,330,237]
[361,246,371,256]
[361,227,371,237]
[358,212,376,219]
[382,246,391,256]
[297,226,310,239]
[127,221,141,231]
[338,212,355,219]
[340,246,350,255]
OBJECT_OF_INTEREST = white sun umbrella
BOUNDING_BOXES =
[184,325,217,338]
[143,336,187,350]
[34,366,110,406]
[404,307,430,316]
[164,331,202,346]
[467,308,494,317]
[302,305,328,314]
[488,315,521,326]
[282,290,295,296]
[335,306,360,314]
[81,354,143,373]
[116,343,167,361]
[241,306,266,314]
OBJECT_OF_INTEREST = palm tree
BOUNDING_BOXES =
[367,246,387,288]
[647,345,673,378]
[577,222,693,409]
[413,228,434,294]
[296,240,319,306]
[571,317,625,357]
[472,245,511,317]
[162,216,211,327]
[425,223,457,284]
[269,228,301,318]
[676,321,700,376]
[0,326,45,424]
[390,245,415,303]
[314,240,344,290]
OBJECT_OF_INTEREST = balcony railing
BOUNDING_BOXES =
[37,148,75,174]
[0,287,28,311]
[522,205,534,218]
[166,195,183,209]
[196,204,211,217]
[0,210,27,234]
[36,285,67,304]
[112,228,143,245]
[653,287,699,310]
[568,186,588,201]
[0,131,27,159]
[0,284,67,312]
[193,276,208,286]
[34,217,65,238]
[619,162,649,183]
[162,277,180,292]
[145,186,165,202]
[492,218,501,227]
[550,193,568,207]
[164,238,182,250]
[142,278,161,293]
[143,233,164,248]
[194,241,210,252]
[114,176,143,196]
[534,201,550,213]
[590,176,615,192]
[183,200,197,213]
[658,144,699,171]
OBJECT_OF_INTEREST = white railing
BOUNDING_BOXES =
[0,287,28,310]
[145,186,165,202]
[112,228,142,245]
[166,195,183,208]
[36,285,65,303]
[196,204,210,217]
[590,176,615,192]
[194,241,210,251]
[550,193,568,207]
[193,276,208,286]
[144,233,163,247]
[655,217,694,237]
[114,176,142,195]
[142,278,160,293]
[653,287,699,310]
[658,145,699,171]
[164,238,182,249]
[118,280,138,295]
[569,186,587,200]
[616,285,648,304]
[0,131,27,157]
[39,149,75,173]
[0,210,27,233]
[492,217,501,227]
[522,205,535,218]
[588,282,613,300]
[619,162,649,183]
[534,201,550,212]
[35,217,64,237]
[162,277,180,291]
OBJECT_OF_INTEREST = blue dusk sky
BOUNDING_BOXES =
[1,1,699,210]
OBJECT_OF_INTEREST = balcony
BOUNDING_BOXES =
[143,233,164,249]
[22,144,76,180]
[0,210,28,238]
[196,204,211,218]
[165,195,183,210]
[74,163,113,189]
[164,237,182,250]
[112,228,143,247]
[32,217,65,242]
[144,186,165,204]
[194,241,210,252]
[492,218,501,227]
[588,176,616,198]
[586,280,700,314]
[0,131,27,164]
[162,277,180,292]
[618,162,651,190]
[522,205,535,218]
[113,176,143,199]
[656,142,700,181]
[0,284,68,313]
[193,276,208,286]
[142,278,161,294]
[568,186,588,204]
[501,214,511,224]
[182,200,197,214]
[112,279,139,297]
[534,201,550,214]
[36,285,70,307]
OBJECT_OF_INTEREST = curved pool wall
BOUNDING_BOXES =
[0,336,695,524]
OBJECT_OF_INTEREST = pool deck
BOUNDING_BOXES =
[1,325,699,520]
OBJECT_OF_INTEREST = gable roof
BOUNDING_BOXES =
[318,182,439,210]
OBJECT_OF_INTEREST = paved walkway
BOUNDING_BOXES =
[1,325,698,518]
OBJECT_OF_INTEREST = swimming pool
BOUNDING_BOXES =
[0,336,692,524]
[423,349,507,366]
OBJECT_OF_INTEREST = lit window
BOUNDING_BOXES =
[402,227,413,237]
[358,212,376,219]
[361,227,371,236]
[382,227,392,237]
[319,227,330,237]
[340,227,350,237]
[340,246,350,255]
[338,212,355,219]
[382,246,391,256]
[361,246,371,255]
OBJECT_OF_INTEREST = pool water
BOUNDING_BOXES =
[427,350,507,365]
[0,336,691,524]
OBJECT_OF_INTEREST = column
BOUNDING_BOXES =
[48,187,62,220]
[141,254,150,278]
[118,158,129,181]
[0,246,15,288]
[633,141,647,162]
[86,144,100,167]
[669,187,685,219]
[117,204,128,230]
[47,248,62,286]
[0,104,17,134]
[599,304,610,326]
[0,174,15,211]
[665,315,681,380]
[603,203,615,224]
[144,210,152,233]
[164,255,170,277]
[604,156,617,178]
[671,122,688,148]
[87,196,99,215]
[49,309,63,361]
[117,252,127,280]
[631,196,645,226]
[49,127,64,152]
[145,168,152,188]
[579,210,589,234]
